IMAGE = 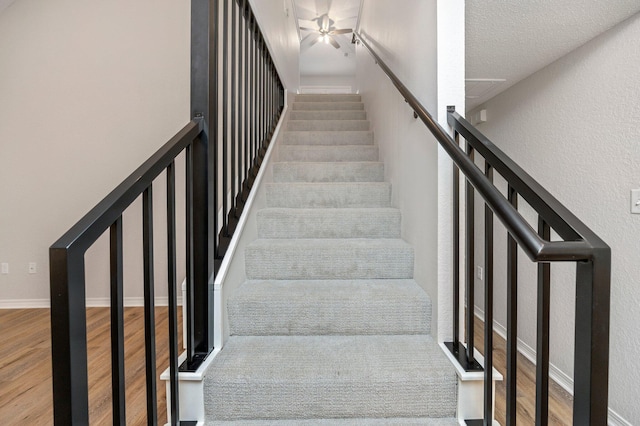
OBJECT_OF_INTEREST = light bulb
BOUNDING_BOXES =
[323,35,329,44]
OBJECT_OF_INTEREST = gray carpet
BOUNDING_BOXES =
[203,94,457,424]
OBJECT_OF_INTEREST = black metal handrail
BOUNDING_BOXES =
[50,0,284,423]
[354,32,610,425]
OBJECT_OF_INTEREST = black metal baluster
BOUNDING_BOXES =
[142,186,157,426]
[167,162,179,425]
[453,130,460,347]
[258,39,264,153]
[110,216,126,425]
[222,0,229,237]
[212,0,220,260]
[506,185,518,426]
[484,163,494,426]
[250,14,256,175]
[243,1,250,193]
[237,0,245,205]
[230,0,237,222]
[465,142,475,363]
[185,144,194,363]
[536,217,551,426]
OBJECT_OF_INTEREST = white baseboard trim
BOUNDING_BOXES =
[473,306,630,426]
[608,408,632,426]
[0,297,183,309]
[0,299,51,309]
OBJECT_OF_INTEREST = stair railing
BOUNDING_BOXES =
[49,0,283,424]
[354,32,610,425]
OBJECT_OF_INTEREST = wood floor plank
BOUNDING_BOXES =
[0,307,181,426]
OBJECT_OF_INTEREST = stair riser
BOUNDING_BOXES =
[266,183,391,208]
[245,244,414,280]
[287,120,370,131]
[283,131,374,146]
[273,162,384,183]
[295,94,361,102]
[290,111,367,121]
[257,208,401,238]
[228,280,430,336]
[292,102,364,111]
[279,146,378,162]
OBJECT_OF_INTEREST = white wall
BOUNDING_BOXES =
[469,13,640,424]
[0,0,190,306]
[356,0,465,339]
[250,0,300,92]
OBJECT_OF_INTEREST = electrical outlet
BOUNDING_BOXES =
[1,263,8,274]
[28,262,37,274]
[476,265,483,281]
[632,189,640,214]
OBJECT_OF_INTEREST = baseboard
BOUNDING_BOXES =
[0,297,183,309]
[0,298,51,309]
[608,408,633,426]
[473,306,630,426]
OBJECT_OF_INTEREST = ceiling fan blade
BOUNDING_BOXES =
[300,33,316,45]
[301,34,322,51]
[299,26,319,32]
[295,6,318,21]
[329,28,353,35]
[328,36,340,49]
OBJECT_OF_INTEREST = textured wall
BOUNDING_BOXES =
[469,13,640,423]
[0,0,190,304]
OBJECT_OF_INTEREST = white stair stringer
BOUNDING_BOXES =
[203,94,458,424]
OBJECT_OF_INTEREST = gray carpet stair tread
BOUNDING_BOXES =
[245,238,413,280]
[257,208,401,239]
[228,279,431,336]
[287,120,370,131]
[203,335,457,421]
[273,162,384,183]
[283,131,374,146]
[291,101,365,111]
[266,182,391,208]
[279,145,378,162]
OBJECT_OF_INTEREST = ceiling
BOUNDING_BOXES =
[466,0,640,110]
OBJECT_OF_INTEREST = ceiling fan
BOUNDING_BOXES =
[299,13,353,51]
[295,0,358,54]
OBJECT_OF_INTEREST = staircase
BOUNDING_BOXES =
[203,94,458,424]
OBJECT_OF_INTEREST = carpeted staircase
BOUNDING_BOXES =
[203,94,458,425]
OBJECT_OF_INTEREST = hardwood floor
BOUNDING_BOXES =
[1,307,573,425]
[473,317,574,425]
[0,307,182,426]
